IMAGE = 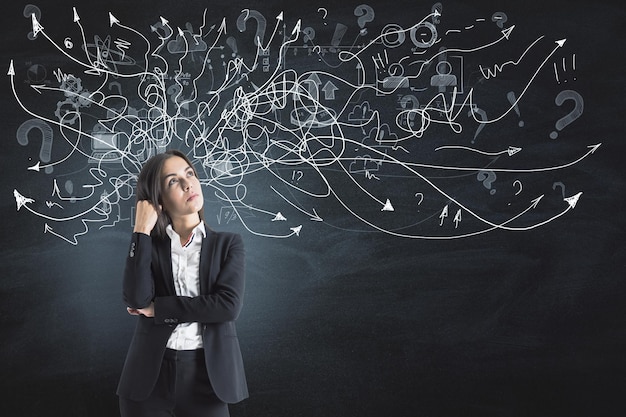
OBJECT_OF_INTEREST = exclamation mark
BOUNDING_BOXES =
[506,91,524,127]
[226,36,238,58]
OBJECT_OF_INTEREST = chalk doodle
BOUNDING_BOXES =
[9,4,598,244]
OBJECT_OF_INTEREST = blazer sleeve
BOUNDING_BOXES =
[153,233,245,325]
[122,232,155,309]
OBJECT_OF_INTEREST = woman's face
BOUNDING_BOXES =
[160,155,203,220]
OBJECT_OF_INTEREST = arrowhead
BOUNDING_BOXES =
[502,25,515,39]
[160,16,169,26]
[31,13,43,36]
[30,84,45,94]
[14,189,35,210]
[73,7,80,22]
[219,18,227,34]
[177,27,185,37]
[310,209,323,222]
[564,192,582,209]
[434,9,441,17]
[454,209,462,222]
[322,80,338,92]
[530,194,544,209]
[28,161,41,172]
[84,68,102,76]
[556,39,566,47]
[440,204,449,217]
[588,143,601,153]
[507,146,522,156]
[381,199,394,212]
[291,19,301,36]
[7,60,15,76]
[290,225,302,236]
[276,11,284,21]
[307,73,322,85]
[109,12,120,27]
[272,212,287,221]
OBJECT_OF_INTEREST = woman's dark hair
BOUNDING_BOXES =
[135,149,205,238]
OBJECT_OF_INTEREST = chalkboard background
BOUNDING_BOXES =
[1,0,625,416]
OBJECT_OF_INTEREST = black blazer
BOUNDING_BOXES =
[116,225,249,403]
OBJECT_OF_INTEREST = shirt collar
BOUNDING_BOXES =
[166,221,206,246]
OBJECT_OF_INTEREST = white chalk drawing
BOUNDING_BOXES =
[9,4,597,243]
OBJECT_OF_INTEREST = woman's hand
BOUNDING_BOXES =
[126,302,155,317]
[133,200,160,235]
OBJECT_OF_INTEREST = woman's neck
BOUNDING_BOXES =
[171,215,201,243]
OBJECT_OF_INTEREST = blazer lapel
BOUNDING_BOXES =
[199,224,216,295]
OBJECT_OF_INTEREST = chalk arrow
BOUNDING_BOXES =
[73,7,80,22]
[564,192,582,209]
[381,199,394,212]
[161,16,169,26]
[28,161,41,172]
[454,209,462,228]
[290,225,302,236]
[588,143,601,154]
[109,12,120,27]
[530,195,544,209]
[276,12,284,22]
[556,39,566,47]
[7,60,15,76]
[291,19,302,36]
[272,212,287,221]
[507,146,522,156]
[439,204,449,226]
[310,209,323,222]
[218,18,227,34]
[502,26,515,40]
[31,13,44,37]
[14,189,35,210]
[322,81,338,100]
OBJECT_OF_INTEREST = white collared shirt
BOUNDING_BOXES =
[165,221,206,350]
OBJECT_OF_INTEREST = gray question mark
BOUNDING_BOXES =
[16,119,54,173]
[477,170,497,195]
[550,90,584,139]
[491,12,508,29]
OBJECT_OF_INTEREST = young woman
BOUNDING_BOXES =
[117,150,248,417]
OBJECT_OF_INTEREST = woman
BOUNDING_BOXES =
[117,150,248,417]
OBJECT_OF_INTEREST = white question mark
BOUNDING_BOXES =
[550,90,584,139]
[318,7,328,25]
[292,170,303,182]
[415,192,424,206]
